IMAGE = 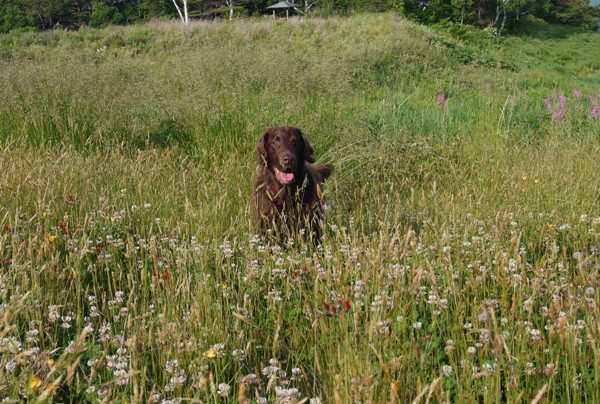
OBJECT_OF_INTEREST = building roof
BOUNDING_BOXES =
[265,1,299,9]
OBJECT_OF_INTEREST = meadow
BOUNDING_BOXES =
[0,13,599,402]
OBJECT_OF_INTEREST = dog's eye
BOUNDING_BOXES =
[271,136,279,145]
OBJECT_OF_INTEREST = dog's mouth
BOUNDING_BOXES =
[274,167,295,185]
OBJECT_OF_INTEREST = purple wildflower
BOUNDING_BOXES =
[558,93,567,106]
[544,98,552,112]
[437,92,446,107]
[552,109,565,120]
[571,89,581,99]
[591,105,600,118]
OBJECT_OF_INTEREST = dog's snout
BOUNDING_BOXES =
[282,154,295,166]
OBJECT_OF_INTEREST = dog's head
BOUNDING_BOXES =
[256,126,316,185]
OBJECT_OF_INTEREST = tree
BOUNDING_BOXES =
[225,0,234,19]
[549,0,597,29]
[0,1,36,33]
[19,0,78,29]
[171,0,189,24]
[90,1,123,27]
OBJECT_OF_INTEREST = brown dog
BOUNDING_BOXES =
[252,126,333,241]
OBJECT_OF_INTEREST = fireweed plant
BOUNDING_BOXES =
[544,90,600,120]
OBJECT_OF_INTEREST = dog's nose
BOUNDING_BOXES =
[282,155,295,166]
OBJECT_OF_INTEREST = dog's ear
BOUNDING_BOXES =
[256,129,270,166]
[297,128,316,163]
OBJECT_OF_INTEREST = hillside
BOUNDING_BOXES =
[0,14,599,402]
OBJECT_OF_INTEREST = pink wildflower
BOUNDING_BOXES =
[437,92,446,107]
[552,109,565,120]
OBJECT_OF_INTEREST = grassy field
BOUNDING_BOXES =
[0,13,599,402]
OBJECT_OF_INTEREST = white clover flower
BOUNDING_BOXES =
[217,383,231,397]
[166,359,179,373]
[115,291,124,303]
[291,367,303,381]
[48,305,60,322]
[442,365,453,377]
[26,329,39,344]
[213,343,226,358]
[232,349,245,361]
[530,329,542,340]
[544,363,556,377]
[4,360,17,373]
[241,373,257,385]
[376,321,390,335]
[262,365,279,377]
[275,386,301,399]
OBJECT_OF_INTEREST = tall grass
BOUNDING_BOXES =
[0,13,599,402]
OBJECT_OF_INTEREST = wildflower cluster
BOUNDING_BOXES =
[544,89,600,119]
[0,191,598,402]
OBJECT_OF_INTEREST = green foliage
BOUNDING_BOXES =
[90,2,124,28]
[548,0,598,29]
[0,14,599,402]
[0,2,36,33]
[0,0,595,33]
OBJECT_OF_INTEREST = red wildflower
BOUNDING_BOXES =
[4,225,10,232]
[323,302,330,310]
[344,300,351,310]
[161,270,169,279]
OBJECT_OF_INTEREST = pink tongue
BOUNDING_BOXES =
[275,168,294,184]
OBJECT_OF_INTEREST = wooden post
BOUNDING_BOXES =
[286,8,289,19]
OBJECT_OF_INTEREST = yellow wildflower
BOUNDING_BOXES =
[29,376,42,392]
[205,347,218,360]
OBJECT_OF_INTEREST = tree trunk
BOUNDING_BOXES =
[305,0,319,11]
[493,5,501,26]
[498,4,507,36]
[171,0,189,25]
[183,0,189,24]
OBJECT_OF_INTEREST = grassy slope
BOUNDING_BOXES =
[0,13,599,402]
